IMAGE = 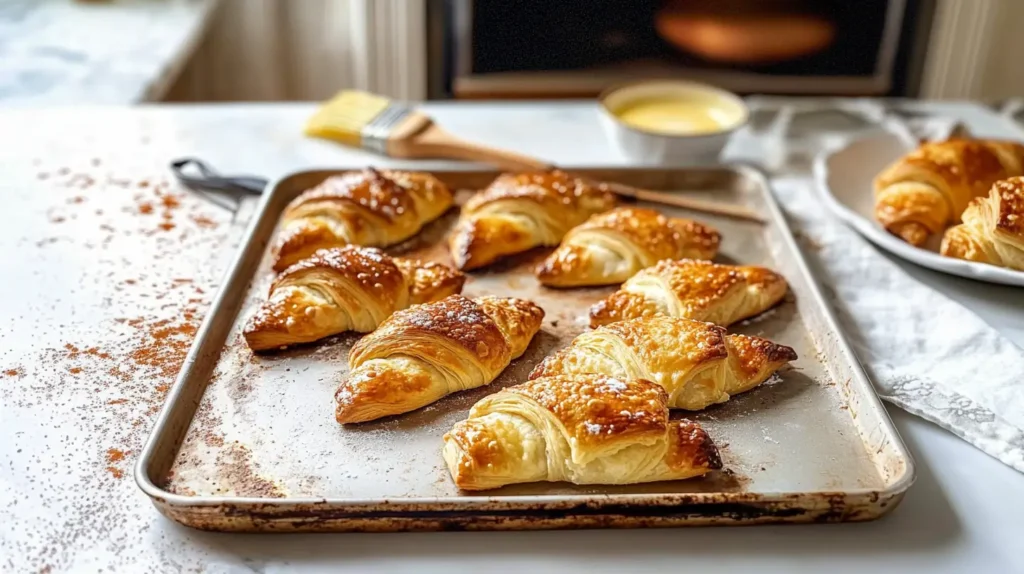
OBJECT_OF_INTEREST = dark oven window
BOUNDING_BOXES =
[468,0,895,77]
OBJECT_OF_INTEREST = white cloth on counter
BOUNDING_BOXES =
[770,174,1024,473]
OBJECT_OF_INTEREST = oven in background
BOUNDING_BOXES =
[427,0,935,100]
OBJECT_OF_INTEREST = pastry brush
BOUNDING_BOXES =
[305,90,763,223]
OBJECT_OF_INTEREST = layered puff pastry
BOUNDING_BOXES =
[243,246,465,352]
[535,207,721,287]
[272,168,453,271]
[941,177,1024,270]
[589,259,787,328]
[874,139,1024,247]
[448,171,616,271]
[530,316,797,410]
[443,374,722,491]
[335,295,545,424]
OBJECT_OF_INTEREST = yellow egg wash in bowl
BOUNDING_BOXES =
[613,96,740,135]
[598,80,748,162]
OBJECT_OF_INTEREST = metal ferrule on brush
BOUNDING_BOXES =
[361,104,414,155]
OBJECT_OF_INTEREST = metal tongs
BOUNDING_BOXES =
[169,158,267,218]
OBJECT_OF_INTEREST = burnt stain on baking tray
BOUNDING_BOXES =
[160,489,894,532]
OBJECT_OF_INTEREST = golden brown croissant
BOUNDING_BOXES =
[448,171,616,271]
[941,177,1024,270]
[273,169,453,271]
[589,259,787,328]
[443,374,722,490]
[535,207,721,287]
[243,246,465,352]
[335,295,545,424]
[530,316,796,410]
[874,139,1024,246]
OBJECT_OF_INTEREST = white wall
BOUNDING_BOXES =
[166,0,426,102]
[981,1,1024,99]
[919,0,1024,99]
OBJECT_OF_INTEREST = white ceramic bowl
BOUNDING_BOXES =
[597,80,749,164]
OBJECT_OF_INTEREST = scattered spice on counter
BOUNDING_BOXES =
[191,214,218,228]
[5,126,240,571]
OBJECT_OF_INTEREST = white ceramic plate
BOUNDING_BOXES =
[813,130,1024,287]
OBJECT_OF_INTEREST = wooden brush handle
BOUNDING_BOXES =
[403,125,554,171]
[598,181,765,223]
[399,124,763,223]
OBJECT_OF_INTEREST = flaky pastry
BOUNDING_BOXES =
[335,295,545,423]
[531,316,796,410]
[589,259,787,328]
[941,176,1024,270]
[874,139,1024,246]
[448,171,615,271]
[273,168,453,271]
[244,246,464,351]
[536,207,720,287]
[443,374,722,490]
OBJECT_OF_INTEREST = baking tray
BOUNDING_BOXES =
[135,165,915,532]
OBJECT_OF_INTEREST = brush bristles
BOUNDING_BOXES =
[305,90,392,147]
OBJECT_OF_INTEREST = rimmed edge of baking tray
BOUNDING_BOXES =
[135,163,915,532]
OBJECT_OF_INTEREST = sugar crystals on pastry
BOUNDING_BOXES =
[335,294,545,424]
[530,316,797,410]
[941,176,1024,270]
[243,246,465,352]
[448,171,616,271]
[536,206,720,287]
[589,259,787,328]
[273,168,453,271]
[442,374,722,490]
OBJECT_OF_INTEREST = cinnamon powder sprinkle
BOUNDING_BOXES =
[191,214,218,228]
[7,143,234,571]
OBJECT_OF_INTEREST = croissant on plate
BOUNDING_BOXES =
[589,259,787,328]
[335,294,545,424]
[535,207,721,287]
[530,316,796,410]
[272,168,453,271]
[941,176,1024,270]
[874,139,1024,246]
[448,171,616,271]
[243,246,465,352]
[443,374,722,490]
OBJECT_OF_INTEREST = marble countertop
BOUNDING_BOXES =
[0,0,216,104]
[0,102,1022,572]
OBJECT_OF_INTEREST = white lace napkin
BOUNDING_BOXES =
[772,174,1024,473]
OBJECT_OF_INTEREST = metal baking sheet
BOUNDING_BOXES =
[135,165,915,532]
